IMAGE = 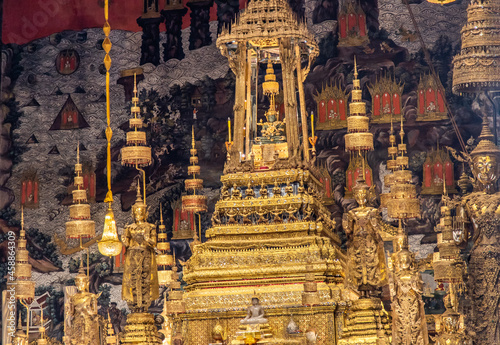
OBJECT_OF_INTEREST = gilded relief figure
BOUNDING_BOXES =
[65,267,101,345]
[389,245,428,345]
[122,186,159,312]
[342,180,387,293]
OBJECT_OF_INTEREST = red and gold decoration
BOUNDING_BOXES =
[314,83,349,130]
[368,74,404,124]
[55,49,80,75]
[50,95,90,130]
[421,147,457,195]
[20,169,39,209]
[171,198,196,240]
[338,0,369,47]
[417,73,448,122]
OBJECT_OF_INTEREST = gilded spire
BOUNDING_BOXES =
[14,207,36,300]
[182,126,207,213]
[121,73,152,168]
[66,142,95,239]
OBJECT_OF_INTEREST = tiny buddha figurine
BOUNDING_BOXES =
[122,185,159,312]
[65,265,101,345]
[342,180,387,294]
[241,295,268,325]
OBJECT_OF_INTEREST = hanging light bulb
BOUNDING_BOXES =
[98,0,122,257]
[98,205,122,257]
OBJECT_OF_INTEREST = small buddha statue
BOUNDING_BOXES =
[245,182,255,199]
[231,183,242,200]
[240,296,268,325]
[272,181,281,198]
[259,184,268,199]
[285,180,294,196]
[221,184,230,201]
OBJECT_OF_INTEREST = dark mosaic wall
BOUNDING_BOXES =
[0,0,482,339]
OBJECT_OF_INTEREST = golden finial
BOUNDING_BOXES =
[133,73,137,95]
[160,203,164,225]
[399,112,405,142]
[77,141,80,165]
[21,206,24,231]
[191,125,195,150]
[354,55,358,80]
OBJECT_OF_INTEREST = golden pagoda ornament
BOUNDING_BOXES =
[121,73,152,168]
[14,209,36,302]
[453,0,500,94]
[165,258,185,315]
[433,188,465,286]
[345,57,374,197]
[176,1,346,344]
[382,114,420,220]
[182,126,207,213]
[65,143,95,247]
[157,204,174,287]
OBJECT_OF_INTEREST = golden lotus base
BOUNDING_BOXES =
[121,312,162,345]
[177,305,340,345]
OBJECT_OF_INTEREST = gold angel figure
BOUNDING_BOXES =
[389,246,428,345]
[122,184,159,312]
[65,266,101,345]
[342,180,387,293]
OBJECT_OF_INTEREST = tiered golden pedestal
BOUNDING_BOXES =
[121,312,162,345]
[338,298,391,345]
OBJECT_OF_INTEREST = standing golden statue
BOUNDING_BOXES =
[459,120,500,344]
[342,180,388,293]
[64,266,101,345]
[122,184,159,312]
[388,241,428,345]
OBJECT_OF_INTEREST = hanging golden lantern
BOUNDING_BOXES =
[97,0,123,258]
[426,0,456,5]
[98,206,122,257]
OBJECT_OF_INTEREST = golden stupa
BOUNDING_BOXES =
[174,0,347,343]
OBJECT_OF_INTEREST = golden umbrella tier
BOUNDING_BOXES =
[182,194,208,213]
[453,0,500,93]
[121,145,152,167]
